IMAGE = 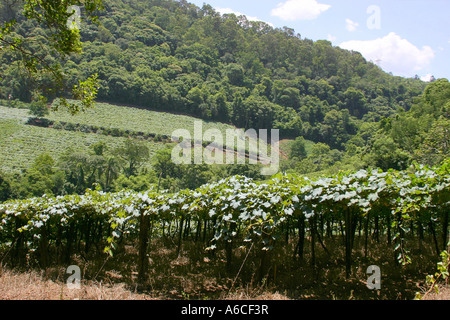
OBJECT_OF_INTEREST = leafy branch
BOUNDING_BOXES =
[415,241,450,299]
[0,0,104,113]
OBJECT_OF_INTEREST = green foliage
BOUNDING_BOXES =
[415,242,450,299]
[0,0,104,113]
[0,161,448,281]
[1,0,449,196]
[113,173,157,192]
[289,137,308,160]
[114,139,150,177]
[422,79,450,116]
[0,171,11,202]
[152,147,177,179]
[29,96,49,117]
[53,73,100,114]
[343,87,367,119]
[1,0,428,144]
[32,153,55,175]
[369,135,410,171]
[415,117,450,166]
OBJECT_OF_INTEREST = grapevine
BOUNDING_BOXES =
[0,161,448,282]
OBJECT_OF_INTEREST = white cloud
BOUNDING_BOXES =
[327,34,337,42]
[339,32,435,77]
[271,0,331,21]
[345,19,359,32]
[420,74,434,82]
[216,7,274,27]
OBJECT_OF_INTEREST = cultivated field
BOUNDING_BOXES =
[0,103,267,173]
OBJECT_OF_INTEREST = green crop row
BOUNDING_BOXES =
[1,161,448,282]
[0,117,166,173]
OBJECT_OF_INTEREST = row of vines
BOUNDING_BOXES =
[1,160,449,285]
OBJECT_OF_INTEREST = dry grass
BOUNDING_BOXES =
[0,266,152,300]
[421,286,450,300]
[0,264,292,300]
[1,263,447,300]
[1,235,447,300]
[223,288,291,300]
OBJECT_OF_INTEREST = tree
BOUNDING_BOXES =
[59,152,91,194]
[369,135,410,171]
[178,163,212,190]
[153,147,177,179]
[0,0,104,113]
[310,142,331,166]
[289,137,307,160]
[10,154,58,198]
[32,153,55,176]
[29,97,49,117]
[212,90,230,122]
[344,87,367,118]
[390,114,423,152]
[0,171,11,202]
[104,156,121,192]
[113,173,156,192]
[320,109,353,150]
[90,141,107,156]
[416,117,450,166]
[222,164,264,180]
[21,169,55,198]
[423,79,450,116]
[225,63,244,86]
[115,140,150,177]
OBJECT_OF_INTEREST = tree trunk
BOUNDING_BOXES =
[344,208,356,279]
[310,217,316,272]
[364,214,369,258]
[137,214,151,285]
[202,220,208,243]
[418,219,424,252]
[84,217,92,254]
[56,224,63,264]
[225,222,236,273]
[195,220,201,242]
[442,209,449,250]
[176,217,185,257]
[374,215,380,243]
[39,224,49,269]
[65,222,76,264]
[429,220,440,256]
[295,215,305,262]
[386,213,391,245]
[257,238,273,283]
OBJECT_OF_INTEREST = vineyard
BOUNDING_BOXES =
[0,161,448,299]
[0,103,264,174]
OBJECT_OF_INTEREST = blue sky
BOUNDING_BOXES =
[187,0,450,81]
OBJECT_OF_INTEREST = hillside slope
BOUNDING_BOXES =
[0,0,426,149]
[0,102,267,173]
[1,0,448,201]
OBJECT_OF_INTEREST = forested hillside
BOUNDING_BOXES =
[0,0,448,198]
[1,0,426,140]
